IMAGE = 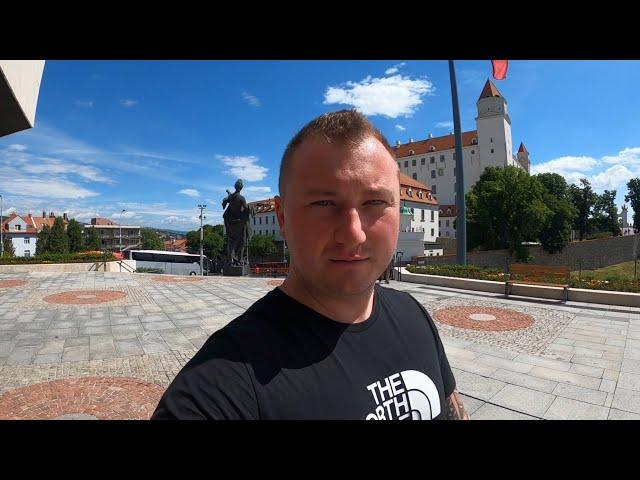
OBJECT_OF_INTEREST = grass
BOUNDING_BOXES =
[572,260,639,282]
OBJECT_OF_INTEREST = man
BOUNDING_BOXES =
[152,110,469,420]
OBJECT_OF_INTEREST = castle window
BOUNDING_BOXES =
[421,158,425,165]
[412,173,417,180]
[404,161,408,168]
[412,159,416,167]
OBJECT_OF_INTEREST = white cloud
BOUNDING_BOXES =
[436,121,454,129]
[385,63,406,75]
[6,207,16,214]
[244,186,271,193]
[21,159,114,184]
[76,100,93,108]
[110,211,137,219]
[241,91,261,107]
[530,156,598,176]
[591,165,636,190]
[395,125,406,131]
[179,189,200,198]
[216,155,268,182]
[7,144,27,151]
[602,147,640,166]
[323,74,435,118]
[120,99,138,108]
[0,177,98,199]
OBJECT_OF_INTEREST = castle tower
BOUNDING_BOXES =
[475,79,514,170]
[516,142,530,174]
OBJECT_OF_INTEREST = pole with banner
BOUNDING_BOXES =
[448,60,466,266]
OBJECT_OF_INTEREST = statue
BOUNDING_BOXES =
[222,179,250,268]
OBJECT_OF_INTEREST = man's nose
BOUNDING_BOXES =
[334,207,367,246]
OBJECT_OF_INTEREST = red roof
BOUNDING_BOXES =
[518,142,528,154]
[399,172,437,206]
[248,198,276,214]
[393,130,478,158]
[163,238,187,252]
[478,79,502,100]
[439,204,457,217]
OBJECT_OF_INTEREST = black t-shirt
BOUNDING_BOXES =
[152,284,456,420]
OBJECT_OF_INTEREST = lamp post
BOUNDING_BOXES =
[0,194,3,258]
[119,209,125,253]
[198,204,206,275]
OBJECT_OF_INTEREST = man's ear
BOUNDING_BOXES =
[274,195,286,240]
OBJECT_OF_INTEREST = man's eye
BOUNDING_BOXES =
[312,200,334,207]
[367,200,387,205]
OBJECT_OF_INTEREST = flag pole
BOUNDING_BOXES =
[448,60,467,265]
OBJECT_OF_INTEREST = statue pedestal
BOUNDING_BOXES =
[223,264,250,276]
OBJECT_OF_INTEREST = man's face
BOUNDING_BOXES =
[275,135,400,299]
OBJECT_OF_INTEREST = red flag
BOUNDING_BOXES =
[491,60,508,80]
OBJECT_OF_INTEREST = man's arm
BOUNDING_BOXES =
[442,389,470,420]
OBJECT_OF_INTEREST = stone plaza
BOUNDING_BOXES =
[1,271,639,420]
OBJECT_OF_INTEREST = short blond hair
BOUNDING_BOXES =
[278,109,395,199]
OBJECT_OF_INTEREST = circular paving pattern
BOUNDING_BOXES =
[266,279,284,287]
[434,306,535,332]
[0,377,165,420]
[0,279,28,288]
[152,276,206,283]
[43,289,128,305]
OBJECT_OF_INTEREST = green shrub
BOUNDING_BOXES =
[0,252,115,265]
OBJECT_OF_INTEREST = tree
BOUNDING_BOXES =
[248,233,277,259]
[592,190,621,236]
[569,178,598,240]
[66,219,84,253]
[534,173,577,253]
[36,224,51,255]
[625,178,640,231]
[86,226,102,251]
[2,236,15,257]
[466,166,551,261]
[186,224,225,261]
[141,228,164,250]
[48,217,69,254]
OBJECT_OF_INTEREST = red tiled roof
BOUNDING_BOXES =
[439,204,457,217]
[163,239,187,252]
[518,142,528,154]
[248,198,276,214]
[399,172,437,206]
[478,79,502,100]
[393,131,478,158]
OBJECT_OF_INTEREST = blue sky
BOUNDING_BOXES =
[1,60,638,231]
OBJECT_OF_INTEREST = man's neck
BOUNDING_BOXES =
[278,271,375,325]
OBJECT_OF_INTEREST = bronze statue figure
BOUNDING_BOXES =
[222,179,250,267]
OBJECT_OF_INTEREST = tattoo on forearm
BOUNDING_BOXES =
[443,390,470,420]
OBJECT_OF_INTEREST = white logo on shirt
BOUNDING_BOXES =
[365,370,441,420]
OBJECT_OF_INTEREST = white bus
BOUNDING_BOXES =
[126,250,210,276]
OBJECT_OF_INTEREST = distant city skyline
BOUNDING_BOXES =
[1,60,638,230]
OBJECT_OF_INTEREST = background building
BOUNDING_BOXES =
[84,217,141,251]
[394,79,530,238]
[1,211,68,257]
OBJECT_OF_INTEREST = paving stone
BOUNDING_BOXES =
[568,363,604,379]
[475,355,533,374]
[5,346,37,365]
[552,383,608,406]
[528,367,601,389]
[142,321,175,331]
[490,384,555,417]
[617,372,640,392]
[608,408,640,420]
[33,353,62,364]
[45,328,79,339]
[570,356,621,370]
[471,403,538,420]
[452,369,507,402]
[490,369,557,393]
[544,396,609,420]
[611,388,640,415]
[37,339,66,355]
[79,326,111,336]
[458,394,485,415]
[115,339,144,357]
[514,353,571,372]
[599,379,617,394]
[61,345,89,362]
